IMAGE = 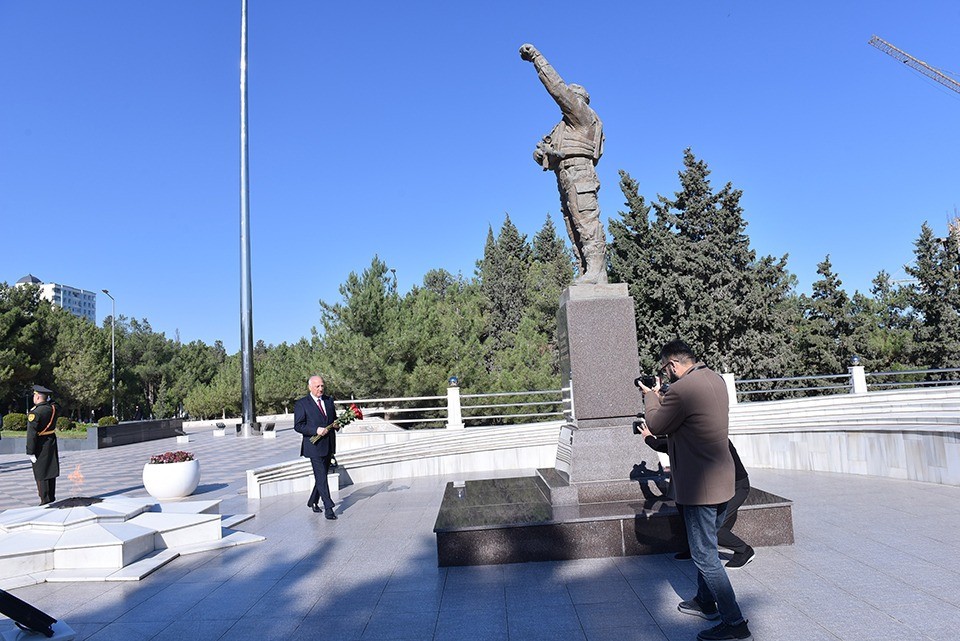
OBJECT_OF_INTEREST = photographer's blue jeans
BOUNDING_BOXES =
[683,503,745,626]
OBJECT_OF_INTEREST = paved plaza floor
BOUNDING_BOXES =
[0,425,958,640]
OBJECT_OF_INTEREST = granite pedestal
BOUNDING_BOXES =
[543,284,661,504]
[434,476,794,566]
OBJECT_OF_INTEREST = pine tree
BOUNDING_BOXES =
[527,215,574,350]
[610,150,797,376]
[608,169,672,372]
[0,283,58,407]
[478,215,532,355]
[316,256,405,397]
[52,310,110,419]
[846,271,913,371]
[905,223,960,369]
[795,257,851,374]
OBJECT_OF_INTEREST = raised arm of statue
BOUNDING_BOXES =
[519,43,589,125]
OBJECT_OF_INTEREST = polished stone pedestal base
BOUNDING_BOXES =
[434,476,793,567]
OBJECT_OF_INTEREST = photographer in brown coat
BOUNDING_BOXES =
[640,341,751,641]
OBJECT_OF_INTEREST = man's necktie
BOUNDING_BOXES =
[317,398,326,417]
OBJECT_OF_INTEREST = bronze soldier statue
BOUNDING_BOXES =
[520,43,608,285]
[26,385,60,505]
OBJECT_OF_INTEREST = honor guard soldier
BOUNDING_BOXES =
[26,385,60,505]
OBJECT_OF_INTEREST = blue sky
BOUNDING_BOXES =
[3,1,959,353]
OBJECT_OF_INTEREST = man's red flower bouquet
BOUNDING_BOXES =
[310,403,363,444]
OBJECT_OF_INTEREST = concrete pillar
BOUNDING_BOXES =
[721,372,738,406]
[446,380,464,429]
[849,365,868,394]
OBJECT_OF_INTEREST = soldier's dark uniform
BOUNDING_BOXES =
[26,386,60,505]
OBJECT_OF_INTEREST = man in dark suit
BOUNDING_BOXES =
[26,385,60,506]
[294,375,339,520]
[641,340,752,641]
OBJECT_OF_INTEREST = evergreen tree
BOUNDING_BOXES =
[478,215,532,357]
[609,169,674,372]
[163,340,225,416]
[527,215,574,354]
[316,256,404,398]
[905,222,960,369]
[402,270,487,396]
[797,256,852,374]
[610,150,797,376]
[184,356,241,419]
[256,342,305,414]
[115,317,175,418]
[0,283,58,409]
[52,310,110,419]
[847,271,913,371]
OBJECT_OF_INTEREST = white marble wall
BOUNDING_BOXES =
[731,429,960,486]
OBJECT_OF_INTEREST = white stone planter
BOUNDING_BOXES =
[142,459,201,500]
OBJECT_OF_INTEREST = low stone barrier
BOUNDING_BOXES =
[0,419,184,454]
[247,421,563,499]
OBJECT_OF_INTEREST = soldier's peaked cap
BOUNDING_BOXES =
[32,385,53,395]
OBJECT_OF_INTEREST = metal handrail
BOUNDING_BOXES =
[461,390,562,399]
[464,411,565,421]
[361,405,446,416]
[738,384,850,396]
[866,367,960,377]
[463,400,564,411]
[334,394,444,405]
[737,373,850,384]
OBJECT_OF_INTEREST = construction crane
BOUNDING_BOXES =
[868,35,960,95]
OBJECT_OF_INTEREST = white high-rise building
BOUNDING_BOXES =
[16,274,97,323]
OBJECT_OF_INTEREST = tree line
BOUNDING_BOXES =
[3,149,958,420]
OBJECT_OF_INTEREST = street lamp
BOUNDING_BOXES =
[101,289,116,418]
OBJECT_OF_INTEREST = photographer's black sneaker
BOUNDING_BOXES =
[678,597,720,620]
[697,619,752,640]
[725,546,755,569]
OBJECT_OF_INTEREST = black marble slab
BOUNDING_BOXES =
[434,475,793,566]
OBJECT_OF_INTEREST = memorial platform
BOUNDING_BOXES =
[0,426,955,640]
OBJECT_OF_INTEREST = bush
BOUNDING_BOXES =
[3,413,27,431]
[98,415,118,426]
[56,417,76,431]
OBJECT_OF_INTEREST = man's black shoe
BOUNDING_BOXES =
[307,502,320,513]
[697,620,752,640]
[325,510,338,520]
[678,597,720,620]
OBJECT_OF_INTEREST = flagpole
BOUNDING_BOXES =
[238,0,257,437]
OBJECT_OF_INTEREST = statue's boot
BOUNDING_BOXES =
[575,246,608,285]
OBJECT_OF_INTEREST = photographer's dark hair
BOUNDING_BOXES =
[660,339,697,364]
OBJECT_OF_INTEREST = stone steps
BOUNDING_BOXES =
[247,422,563,499]
[0,498,264,588]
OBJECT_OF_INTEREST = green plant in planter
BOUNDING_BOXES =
[98,416,118,426]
